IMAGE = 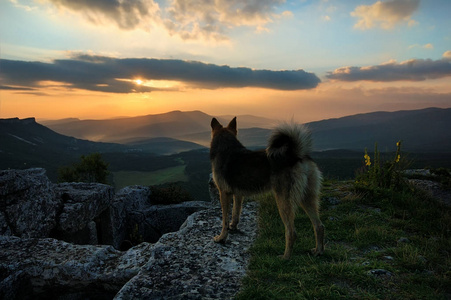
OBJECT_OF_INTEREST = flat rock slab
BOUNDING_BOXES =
[0,168,58,238]
[55,182,114,233]
[116,202,258,300]
[0,201,259,299]
[0,236,153,299]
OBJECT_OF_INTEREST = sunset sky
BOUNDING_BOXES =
[1,0,450,123]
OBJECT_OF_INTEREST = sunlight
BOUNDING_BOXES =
[125,78,183,89]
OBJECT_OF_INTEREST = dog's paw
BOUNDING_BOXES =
[310,248,324,256]
[228,226,244,235]
[213,235,227,244]
[279,254,291,260]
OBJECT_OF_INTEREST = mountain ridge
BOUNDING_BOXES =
[5,107,451,154]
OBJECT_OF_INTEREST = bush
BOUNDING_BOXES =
[355,141,408,191]
[58,153,110,184]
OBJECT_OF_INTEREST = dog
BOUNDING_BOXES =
[210,117,324,259]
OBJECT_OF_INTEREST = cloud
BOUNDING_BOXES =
[9,0,37,11]
[163,0,287,41]
[408,43,434,50]
[44,0,160,30]
[36,0,288,41]
[351,0,420,30]
[0,55,320,93]
[326,54,451,82]
[0,85,35,91]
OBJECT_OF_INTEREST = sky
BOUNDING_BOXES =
[0,0,450,123]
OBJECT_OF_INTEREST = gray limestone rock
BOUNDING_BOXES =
[115,202,258,300]
[52,182,114,245]
[0,168,258,299]
[0,168,58,238]
[130,201,212,243]
[0,235,153,299]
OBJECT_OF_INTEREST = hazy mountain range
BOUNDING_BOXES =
[39,107,451,153]
[2,107,450,182]
[41,111,275,144]
[1,107,450,174]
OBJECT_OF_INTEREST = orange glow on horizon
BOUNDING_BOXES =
[1,79,450,123]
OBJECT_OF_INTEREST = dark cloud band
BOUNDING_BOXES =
[0,55,320,93]
[326,56,451,82]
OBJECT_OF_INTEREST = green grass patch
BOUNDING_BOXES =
[113,165,188,190]
[237,181,451,299]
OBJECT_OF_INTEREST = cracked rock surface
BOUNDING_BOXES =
[1,168,259,299]
[1,202,258,299]
[115,202,258,300]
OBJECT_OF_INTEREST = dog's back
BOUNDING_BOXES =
[210,119,317,196]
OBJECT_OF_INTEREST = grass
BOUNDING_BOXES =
[236,181,451,299]
[112,165,188,190]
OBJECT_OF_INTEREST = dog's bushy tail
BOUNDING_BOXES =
[266,122,313,170]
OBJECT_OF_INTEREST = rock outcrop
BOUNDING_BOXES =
[115,202,258,299]
[52,182,114,245]
[0,236,153,299]
[0,168,210,247]
[0,168,58,238]
[0,168,259,299]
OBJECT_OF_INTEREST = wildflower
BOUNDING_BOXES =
[364,149,371,166]
[395,154,401,163]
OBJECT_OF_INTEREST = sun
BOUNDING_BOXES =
[134,79,143,85]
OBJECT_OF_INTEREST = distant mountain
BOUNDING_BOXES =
[41,110,275,144]
[184,108,451,152]
[14,107,451,157]
[0,118,128,179]
[307,107,451,152]
[0,118,207,181]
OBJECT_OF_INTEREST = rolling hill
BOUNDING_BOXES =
[0,117,206,181]
[307,107,451,152]
[41,110,275,143]
[41,108,451,153]
[2,108,451,184]
[0,118,126,180]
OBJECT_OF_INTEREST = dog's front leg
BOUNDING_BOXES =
[214,190,232,243]
[229,195,243,231]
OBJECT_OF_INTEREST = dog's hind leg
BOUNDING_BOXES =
[229,195,243,232]
[275,193,297,260]
[214,190,233,243]
[300,195,325,256]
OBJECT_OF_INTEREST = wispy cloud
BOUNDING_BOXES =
[44,0,160,30]
[163,0,287,41]
[0,55,320,93]
[408,43,434,50]
[326,52,451,82]
[351,0,420,30]
[34,0,289,41]
[9,0,37,11]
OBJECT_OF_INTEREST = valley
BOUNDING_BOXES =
[2,108,451,202]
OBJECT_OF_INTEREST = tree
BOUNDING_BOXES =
[58,153,109,184]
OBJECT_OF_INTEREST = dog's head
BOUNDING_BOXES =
[211,117,237,138]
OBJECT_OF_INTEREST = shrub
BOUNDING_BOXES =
[58,153,110,184]
[355,141,407,191]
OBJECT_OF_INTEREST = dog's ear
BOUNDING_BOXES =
[211,118,222,131]
[227,117,237,135]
